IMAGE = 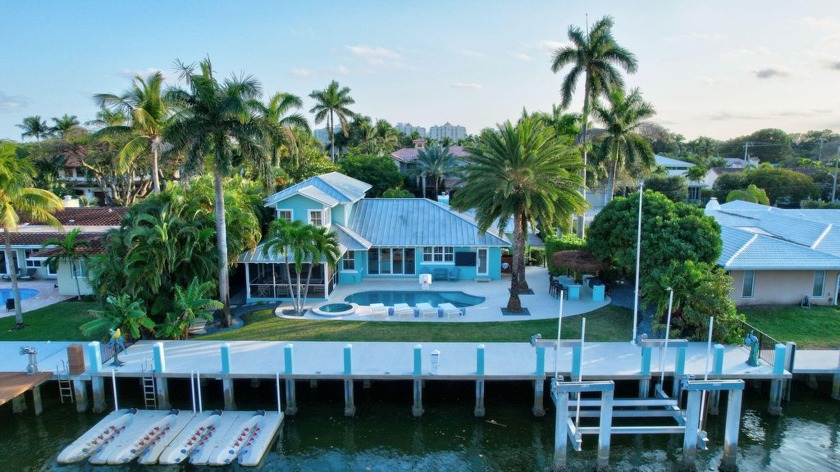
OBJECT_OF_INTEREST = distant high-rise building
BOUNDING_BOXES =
[395,122,426,137]
[313,126,341,145]
[428,122,467,142]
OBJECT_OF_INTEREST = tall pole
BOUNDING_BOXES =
[631,182,644,343]
[659,288,674,387]
[833,146,839,203]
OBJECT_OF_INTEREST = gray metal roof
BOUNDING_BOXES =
[347,199,510,247]
[333,224,372,251]
[264,172,371,207]
[720,227,840,270]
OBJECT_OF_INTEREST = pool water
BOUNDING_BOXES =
[0,288,39,305]
[345,290,485,308]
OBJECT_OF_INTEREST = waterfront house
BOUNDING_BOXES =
[238,172,510,302]
[389,138,470,194]
[705,198,840,306]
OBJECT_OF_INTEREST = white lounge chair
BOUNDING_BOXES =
[393,303,414,319]
[438,303,462,319]
[416,302,437,319]
[370,303,388,319]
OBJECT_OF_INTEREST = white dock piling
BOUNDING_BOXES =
[533,345,546,416]
[73,380,89,413]
[597,388,614,471]
[709,344,725,415]
[768,343,787,415]
[88,341,107,413]
[344,344,355,417]
[720,388,744,472]
[639,345,651,398]
[220,343,235,411]
[475,344,485,417]
[412,344,423,417]
[832,346,840,401]
[552,381,570,471]
[682,388,702,470]
[153,342,171,409]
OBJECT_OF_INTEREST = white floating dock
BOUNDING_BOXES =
[59,409,282,466]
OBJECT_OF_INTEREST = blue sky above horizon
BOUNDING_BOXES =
[2,1,839,142]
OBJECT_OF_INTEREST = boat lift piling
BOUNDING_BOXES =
[284,343,297,415]
[343,344,355,417]
[220,343,235,411]
[475,344,485,417]
[87,341,107,413]
[152,342,170,409]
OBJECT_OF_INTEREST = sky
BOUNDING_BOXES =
[1,1,839,142]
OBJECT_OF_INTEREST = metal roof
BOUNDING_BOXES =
[721,227,840,270]
[347,199,510,247]
[654,154,695,168]
[333,224,372,251]
[264,172,371,207]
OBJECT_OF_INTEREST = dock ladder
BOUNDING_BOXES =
[56,361,74,404]
[141,358,157,410]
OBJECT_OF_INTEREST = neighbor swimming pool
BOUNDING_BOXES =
[345,291,485,308]
[0,288,39,305]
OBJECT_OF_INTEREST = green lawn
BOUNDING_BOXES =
[742,305,840,349]
[0,301,102,342]
[202,304,633,343]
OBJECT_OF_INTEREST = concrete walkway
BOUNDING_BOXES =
[278,266,611,323]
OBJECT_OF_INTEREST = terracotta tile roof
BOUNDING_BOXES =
[29,236,107,257]
[390,145,471,163]
[19,207,126,227]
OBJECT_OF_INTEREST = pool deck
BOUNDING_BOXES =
[290,266,611,323]
[0,280,73,318]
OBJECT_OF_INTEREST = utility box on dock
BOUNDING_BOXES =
[67,344,85,375]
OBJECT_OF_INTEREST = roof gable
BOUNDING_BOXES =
[264,172,371,207]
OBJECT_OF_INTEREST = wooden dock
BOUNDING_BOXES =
[0,372,52,406]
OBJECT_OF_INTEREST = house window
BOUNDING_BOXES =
[277,210,292,223]
[742,270,755,298]
[342,252,355,271]
[813,270,826,298]
[73,260,89,278]
[47,260,58,277]
[23,249,42,268]
[422,246,454,263]
[309,210,323,227]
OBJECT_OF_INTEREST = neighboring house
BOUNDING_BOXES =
[389,138,470,192]
[705,198,840,306]
[3,207,124,296]
[723,157,760,169]
[238,172,510,302]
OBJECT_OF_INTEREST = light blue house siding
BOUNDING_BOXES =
[272,194,329,226]
[339,246,502,282]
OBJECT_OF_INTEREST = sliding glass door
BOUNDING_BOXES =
[367,248,416,275]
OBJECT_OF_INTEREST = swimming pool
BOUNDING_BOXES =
[345,291,485,308]
[0,288,39,305]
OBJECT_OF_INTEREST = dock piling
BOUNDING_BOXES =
[344,344,355,416]
[597,389,614,471]
[768,344,787,415]
[220,343,236,411]
[720,388,743,472]
[474,380,485,417]
[682,389,701,471]
[672,346,686,399]
[73,380,89,412]
[12,394,26,413]
[552,381,570,471]
[87,341,106,412]
[284,344,297,415]
[834,346,840,400]
[31,385,43,415]
[709,344,725,415]
[533,379,545,416]
[639,345,651,398]
[412,345,423,417]
[153,342,171,409]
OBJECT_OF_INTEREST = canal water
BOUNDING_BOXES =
[2,379,837,471]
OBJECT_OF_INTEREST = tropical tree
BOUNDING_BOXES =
[165,57,266,326]
[551,15,638,233]
[260,220,340,315]
[156,279,223,340]
[339,154,403,197]
[85,106,128,128]
[81,294,156,341]
[690,136,717,161]
[51,114,81,138]
[451,118,587,312]
[16,116,52,145]
[309,80,356,161]
[95,71,171,193]
[534,104,581,145]
[42,228,90,301]
[686,165,709,183]
[592,87,656,202]
[0,143,64,329]
[256,92,310,188]
[415,144,462,198]
[726,184,770,205]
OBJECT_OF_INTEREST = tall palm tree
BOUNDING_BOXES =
[0,143,63,329]
[551,15,638,235]
[51,114,81,138]
[165,57,265,326]
[43,228,90,301]
[691,136,718,162]
[451,118,586,312]
[95,71,170,193]
[16,116,52,145]
[592,87,656,202]
[261,220,339,315]
[534,105,581,144]
[686,165,709,183]
[255,92,310,189]
[85,106,129,128]
[309,80,356,161]
[415,144,461,198]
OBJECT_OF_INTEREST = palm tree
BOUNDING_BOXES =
[256,92,310,189]
[686,165,709,183]
[691,136,718,162]
[551,15,638,234]
[261,220,340,315]
[534,105,581,144]
[415,144,461,198]
[16,116,52,145]
[95,71,170,193]
[42,228,89,301]
[309,80,356,161]
[156,279,222,340]
[85,106,129,128]
[165,58,265,326]
[451,118,586,312]
[51,114,80,138]
[592,87,656,202]
[0,143,64,329]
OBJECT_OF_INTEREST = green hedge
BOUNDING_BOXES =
[544,234,586,275]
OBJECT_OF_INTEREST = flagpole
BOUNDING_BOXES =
[632,182,644,343]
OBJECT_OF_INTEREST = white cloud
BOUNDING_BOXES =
[458,49,488,59]
[345,45,401,65]
[335,65,351,75]
[798,16,840,31]
[514,53,532,62]
[291,68,316,78]
[534,40,566,54]
[450,82,483,90]
[754,66,791,79]
[0,91,28,112]
[719,46,771,59]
